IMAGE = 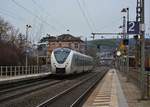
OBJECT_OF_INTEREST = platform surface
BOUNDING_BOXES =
[83,69,128,107]
[0,72,51,84]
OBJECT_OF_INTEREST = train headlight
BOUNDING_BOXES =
[65,63,68,67]
[53,63,56,67]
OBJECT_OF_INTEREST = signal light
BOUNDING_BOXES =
[97,45,100,49]
[123,39,129,45]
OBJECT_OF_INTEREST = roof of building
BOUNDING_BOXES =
[48,34,84,42]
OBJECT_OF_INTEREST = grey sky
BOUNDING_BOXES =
[0,0,150,42]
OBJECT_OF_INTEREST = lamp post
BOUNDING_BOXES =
[121,8,129,80]
[25,24,32,74]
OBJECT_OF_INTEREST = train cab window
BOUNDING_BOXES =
[54,48,71,64]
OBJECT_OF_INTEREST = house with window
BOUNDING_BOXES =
[48,34,85,55]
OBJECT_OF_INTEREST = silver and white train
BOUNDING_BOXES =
[51,48,94,75]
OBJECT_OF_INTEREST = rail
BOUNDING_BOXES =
[37,71,107,107]
[0,65,49,77]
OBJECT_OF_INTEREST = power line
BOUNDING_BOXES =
[76,0,94,32]
[81,0,97,31]
[0,10,23,22]
[30,17,37,42]
[0,7,25,21]
[98,17,122,31]
[31,0,66,30]
[31,0,45,12]
[11,0,60,32]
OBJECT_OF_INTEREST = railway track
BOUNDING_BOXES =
[0,78,53,94]
[37,70,107,107]
[0,67,108,107]
[0,79,63,103]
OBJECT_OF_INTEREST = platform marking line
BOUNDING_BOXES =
[93,106,109,107]
[91,70,115,107]
[92,102,110,105]
[94,99,110,102]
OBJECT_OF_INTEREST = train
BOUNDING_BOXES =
[51,48,94,75]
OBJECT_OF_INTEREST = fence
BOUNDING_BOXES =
[145,72,150,98]
[128,67,150,99]
[116,57,150,99]
[0,66,48,77]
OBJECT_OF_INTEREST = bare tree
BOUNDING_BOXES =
[0,17,26,65]
[0,16,12,41]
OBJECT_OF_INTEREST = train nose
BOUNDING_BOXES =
[65,63,68,67]
[56,68,66,74]
[53,63,56,67]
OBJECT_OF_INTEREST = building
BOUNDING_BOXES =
[48,34,85,55]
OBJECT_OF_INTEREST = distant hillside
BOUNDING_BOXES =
[87,38,150,49]
[88,39,119,47]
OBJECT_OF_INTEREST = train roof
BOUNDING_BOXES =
[53,48,71,52]
[53,48,93,59]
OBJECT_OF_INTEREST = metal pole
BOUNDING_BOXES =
[25,25,31,74]
[140,0,145,99]
[126,8,130,81]
[123,16,126,73]
[136,0,141,91]
[25,25,28,74]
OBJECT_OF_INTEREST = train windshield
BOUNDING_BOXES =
[54,48,71,64]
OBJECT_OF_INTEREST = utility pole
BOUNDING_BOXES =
[140,0,145,99]
[136,0,145,99]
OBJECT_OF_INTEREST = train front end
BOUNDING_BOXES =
[51,48,72,75]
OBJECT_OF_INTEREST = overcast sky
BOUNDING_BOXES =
[0,0,150,42]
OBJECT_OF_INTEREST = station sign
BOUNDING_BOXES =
[127,21,139,34]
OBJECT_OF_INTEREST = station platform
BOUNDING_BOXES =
[83,68,150,107]
[83,69,128,107]
[0,72,51,85]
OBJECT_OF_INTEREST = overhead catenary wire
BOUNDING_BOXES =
[76,0,94,32]
[97,17,123,31]
[0,10,24,22]
[81,0,97,31]
[0,7,25,21]
[11,0,60,32]
[31,0,67,31]
[29,1,46,43]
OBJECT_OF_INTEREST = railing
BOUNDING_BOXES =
[0,65,49,77]
[127,67,150,98]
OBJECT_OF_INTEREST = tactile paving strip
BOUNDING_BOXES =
[91,71,114,107]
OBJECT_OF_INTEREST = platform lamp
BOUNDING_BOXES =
[121,8,130,80]
[25,24,32,74]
